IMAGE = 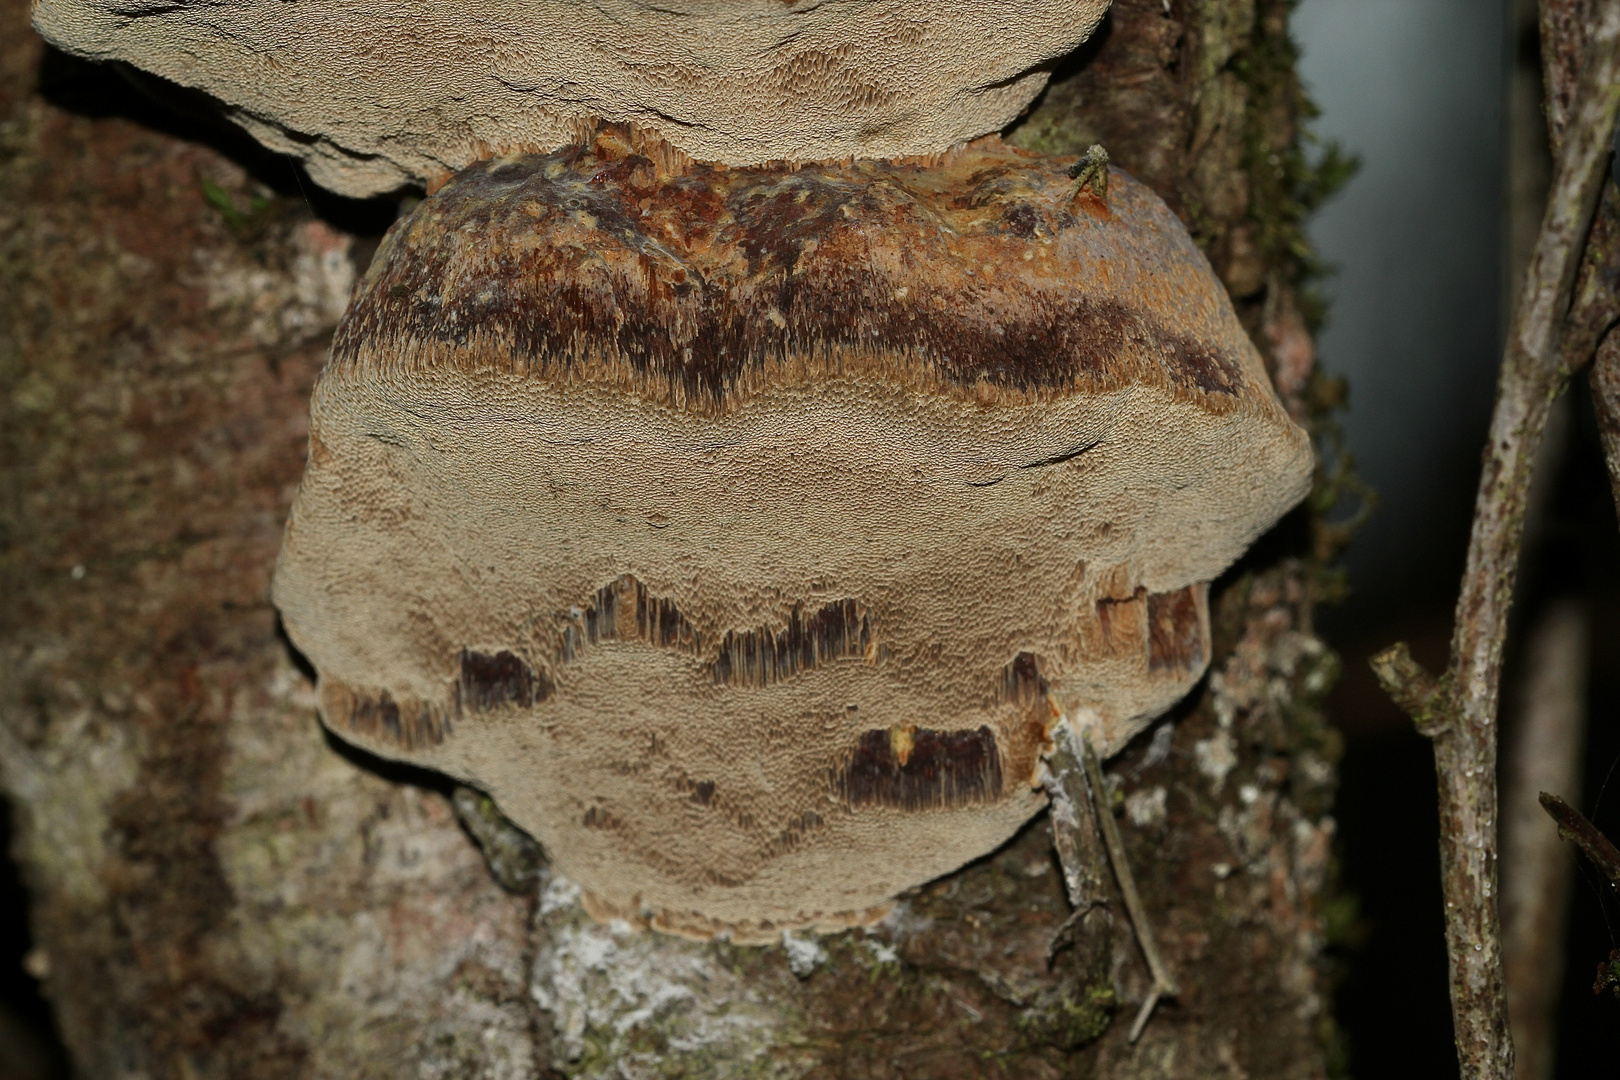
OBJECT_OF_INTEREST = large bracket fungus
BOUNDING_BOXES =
[270,135,1312,939]
[36,0,1313,940]
[32,0,1111,198]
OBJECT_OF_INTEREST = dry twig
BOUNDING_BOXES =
[1043,721,1112,916]
[1589,332,1620,511]
[1079,729,1179,1042]
[1542,0,1620,512]
[1370,8,1620,1078]
[1538,793,1620,889]
[1043,721,1178,1044]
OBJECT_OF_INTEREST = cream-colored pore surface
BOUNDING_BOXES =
[32,0,1112,196]
[273,370,1307,933]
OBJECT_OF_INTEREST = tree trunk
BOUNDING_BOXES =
[0,1,1347,1076]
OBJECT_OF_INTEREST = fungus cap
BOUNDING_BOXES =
[32,0,1111,197]
[271,136,1312,939]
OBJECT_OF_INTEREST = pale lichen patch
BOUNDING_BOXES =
[531,874,812,1078]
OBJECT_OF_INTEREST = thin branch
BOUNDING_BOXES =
[1043,721,1178,1043]
[1368,642,1446,736]
[1043,720,1112,915]
[1078,728,1179,1042]
[1538,792,1620,889]
[1369,7,1620,1079]
[1541,0,1602,147]
[1592,331,1620,512]
[1546,4,1620,509]
[1558,185,1620,375]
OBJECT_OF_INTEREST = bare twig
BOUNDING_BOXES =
[1539,793,1620,889]
[1558,186,1620,375]
[1545,4,1620,510]
[1078,728,1178,1042]
[1544,0,1620,510]
[1587,331,1620,524]
[1043,721,1112,916]
[1043,721,1178,1043]
[1502,602,1588,1080]
[1590,331,1620,512]
[1370,8,1620,1079]
[1541,0,1604,147]
[1368,642,1446,734]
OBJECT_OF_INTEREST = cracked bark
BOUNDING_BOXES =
[2,0,1347,1076]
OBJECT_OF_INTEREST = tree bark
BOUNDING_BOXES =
[1,1,1347,1076]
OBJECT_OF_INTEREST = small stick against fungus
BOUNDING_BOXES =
[1062,722,1179,1042]
[1041,720,1115,977]
[1042,721,1111,917]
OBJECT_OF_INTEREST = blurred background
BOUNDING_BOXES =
[1297,0,1620,1077]
[2,1,1617,1078]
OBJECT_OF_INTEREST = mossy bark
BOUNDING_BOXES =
[1,0,1348,1076]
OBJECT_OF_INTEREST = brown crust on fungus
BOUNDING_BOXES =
[337,133,1249,410]
[323,681,453,752]
[1147,584,1209,672]
[832,725,1005,811]
[561,574,875,686]
[712,599,875,688]
[458,649,550,712]
[560,574,706,660]
[272,136,1313,937]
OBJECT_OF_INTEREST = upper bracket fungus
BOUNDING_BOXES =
[32,0,1111,197]
[270,133,1312,939]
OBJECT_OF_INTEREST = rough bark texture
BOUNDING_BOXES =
[1,1,1347,1076]
[1564,0,1620,517]
[1594,333,1620,512]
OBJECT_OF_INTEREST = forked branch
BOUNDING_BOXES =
[1370,7,1620,1079]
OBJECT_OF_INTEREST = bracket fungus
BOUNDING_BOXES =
[270,134,1313,939]
[41,0,1313,939]
[32,0,1110,198]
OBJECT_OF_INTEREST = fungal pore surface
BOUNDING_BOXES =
[32,0,1112,197]
[271,134,1313,939]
